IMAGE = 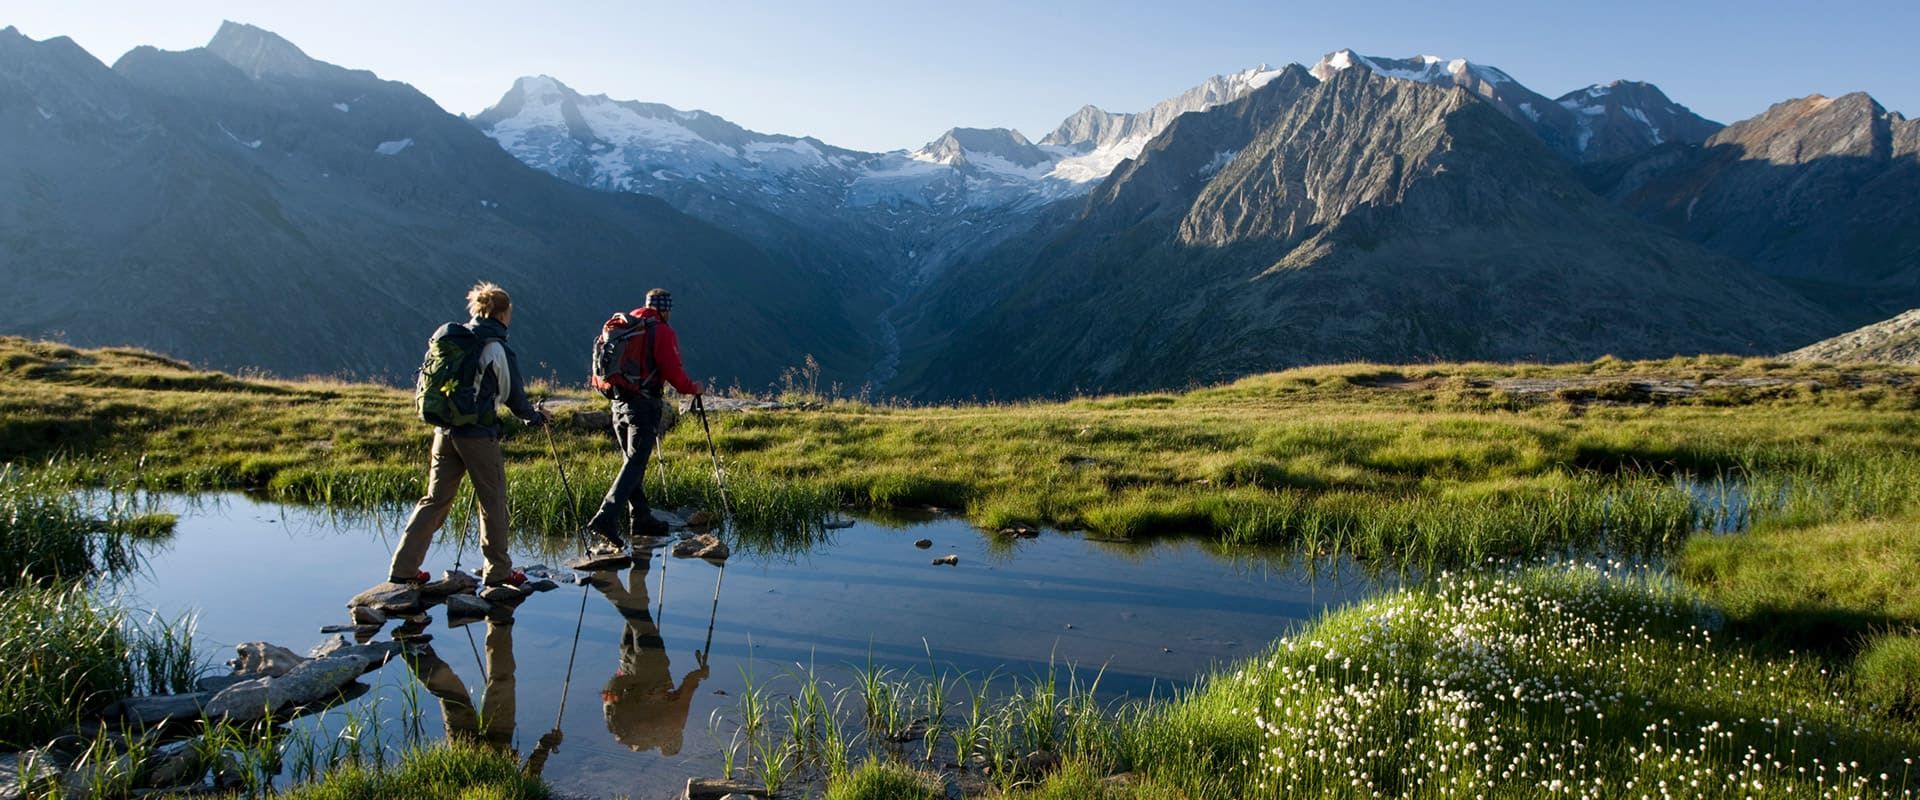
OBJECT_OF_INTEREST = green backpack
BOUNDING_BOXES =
[414,322,491,428]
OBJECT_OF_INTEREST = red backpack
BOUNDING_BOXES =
[588,312,657,399]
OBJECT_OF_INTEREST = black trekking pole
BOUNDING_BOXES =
[702,557,726,657]
[692,395,733,523]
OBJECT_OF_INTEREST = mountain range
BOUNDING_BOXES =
[4,25,1912,398]
[0,22,877,385]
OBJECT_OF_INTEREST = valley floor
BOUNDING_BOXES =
[2,337,1918,797]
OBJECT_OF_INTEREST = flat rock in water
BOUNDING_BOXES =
[347,583,422,613]
[202,677,273,723]
[308,637,401,670]
[2,751,60,799]
[684,510,715,528]
[266,654,370,711]
[566,548,633,571]
[194,674,244,694]
[932,554,959,566]
[142,740,204,789]
[350,606,387,625]
[525,579,559,593]
[477,584,526,604]
[914,538,933,549]
[114,692,212,726]
[319,624,359,634]
[651,509,688,528]
[421,570,478,597]
[446,594,491,617]
[229,642,306,679]
[631,534,673,550]
[685,777,768,799]
[672,533,729,560]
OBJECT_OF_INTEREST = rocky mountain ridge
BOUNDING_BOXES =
[887,65,1840,398]
[0,22,878,384]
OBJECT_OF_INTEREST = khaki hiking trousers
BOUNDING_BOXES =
[389,429,514,584]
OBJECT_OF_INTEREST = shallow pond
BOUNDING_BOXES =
[107,494,1394,798]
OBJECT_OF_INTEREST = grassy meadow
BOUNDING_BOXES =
[4,335,1920,797]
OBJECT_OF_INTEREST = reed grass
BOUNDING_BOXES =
[0,465,141,587]
[0,582,134,748]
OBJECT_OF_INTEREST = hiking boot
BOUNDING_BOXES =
[388,569,430,586]
[486,569,527,588]
[590,528,628,551]
[631,515,671,538]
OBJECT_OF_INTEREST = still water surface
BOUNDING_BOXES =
[110,494,1391,797]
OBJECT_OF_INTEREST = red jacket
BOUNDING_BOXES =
[630,307,701,396]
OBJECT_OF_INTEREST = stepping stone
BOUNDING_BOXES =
[686,778,768,799]
[476,584,524,603]
[347,583,423,614]
[112,692,212,726]
[229,642,306,679]
[914,539,933,549]
[447,594,491,617]
[566,550,633,571]
[673,533,729,561]
[525,579,559,593]
[932,554,959,566]
[351,606,387,625]
[420,570,478,597]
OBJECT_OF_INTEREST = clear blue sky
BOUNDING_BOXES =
[13,0,1918,152]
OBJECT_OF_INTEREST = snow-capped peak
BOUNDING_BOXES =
[1310,48,1511,89]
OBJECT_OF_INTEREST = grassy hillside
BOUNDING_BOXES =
[9,335,1920,564]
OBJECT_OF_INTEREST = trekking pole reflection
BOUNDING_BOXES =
[587,551,710,754]
[400,616,561,774]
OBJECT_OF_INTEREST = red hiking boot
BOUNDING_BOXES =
[389,569,429,586]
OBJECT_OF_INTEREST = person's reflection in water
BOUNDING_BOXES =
[589,552,709,754]
[401,613,562,774]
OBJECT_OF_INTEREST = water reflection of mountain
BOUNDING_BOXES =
[591,555,710,755]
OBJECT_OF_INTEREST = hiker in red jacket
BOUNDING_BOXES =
[587,288,702,548]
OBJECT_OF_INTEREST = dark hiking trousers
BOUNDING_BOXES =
[587,397,663,536]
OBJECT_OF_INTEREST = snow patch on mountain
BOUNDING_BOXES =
[375,138,412,155]
[217,122,260,149]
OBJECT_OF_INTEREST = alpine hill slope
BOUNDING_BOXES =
[0,22,878,385]
[1784,308,1920,365]
[887,65,1840,400]
[1591,92,1920,325]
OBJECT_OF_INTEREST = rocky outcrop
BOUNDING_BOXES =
[1784,309,1920,364]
